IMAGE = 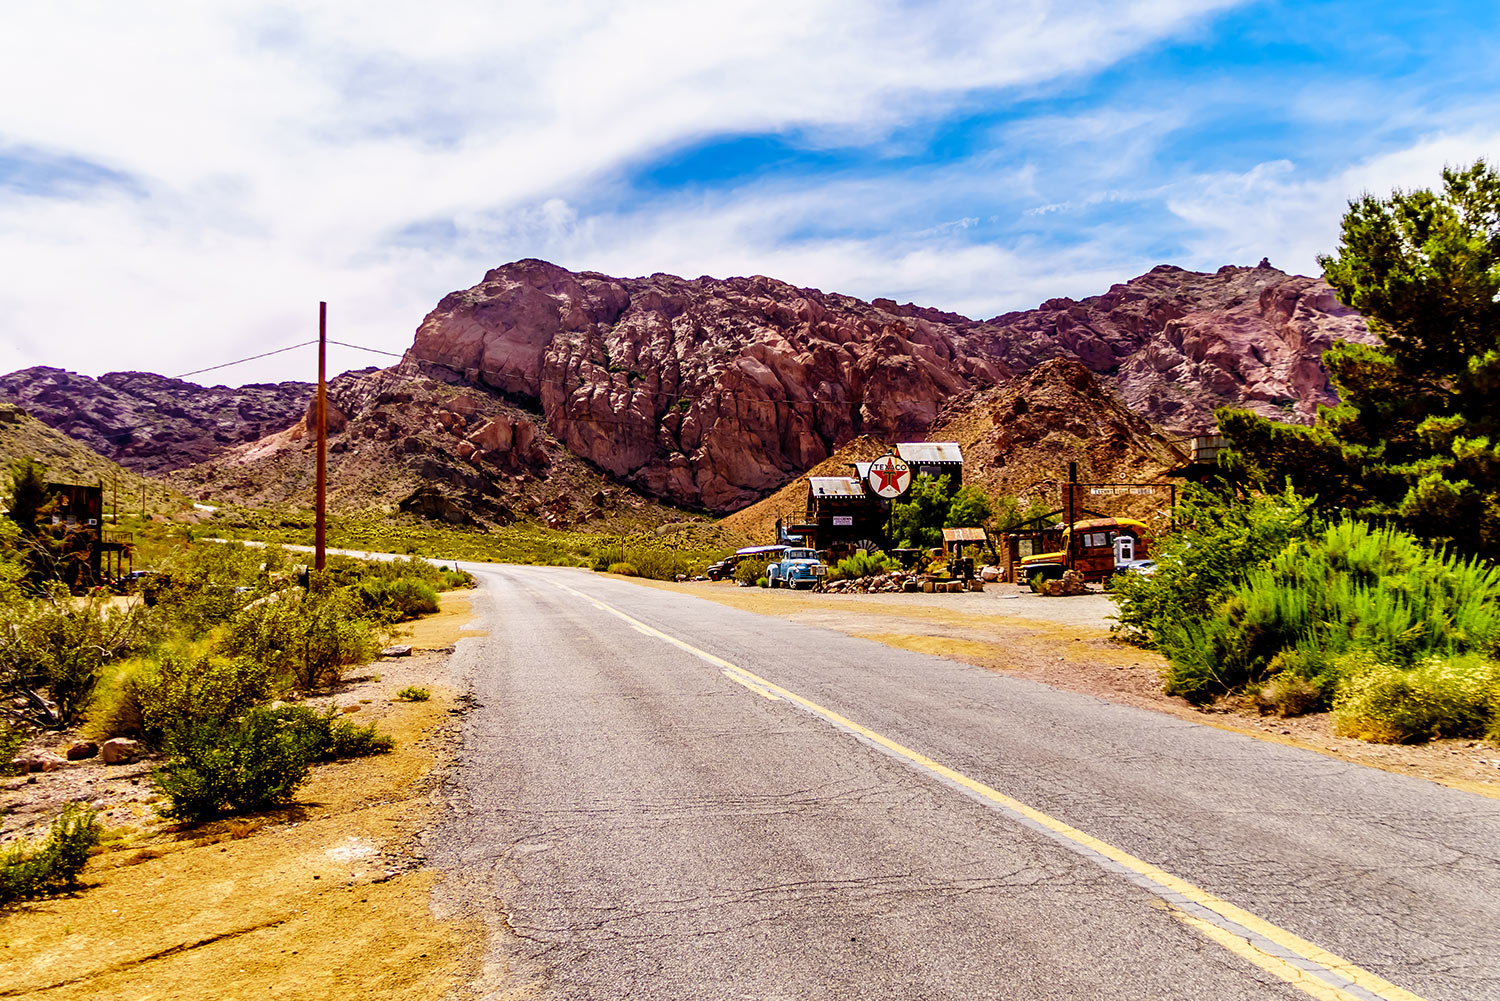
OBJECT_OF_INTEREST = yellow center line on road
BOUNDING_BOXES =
[549,579,1428,1001]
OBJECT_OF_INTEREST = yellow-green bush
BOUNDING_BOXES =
[735,558,770,586]
[607,562,639,576]
[0,804,100,904]
[1332,655,1498,743]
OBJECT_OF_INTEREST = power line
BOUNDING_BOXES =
[328,340,403,358]
[174,340,318,380]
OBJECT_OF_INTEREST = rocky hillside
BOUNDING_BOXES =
[720,360,1187,541]
[406,259,1371,512]
[0,368,312,475]
[927,358,1189,523]
[0,402,140,490]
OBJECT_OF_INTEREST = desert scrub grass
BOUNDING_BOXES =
[606,562,639,576]
[355,577,439,622]
[0,804,101,905]
[396,685,430,702]
[1331,655,1499,743]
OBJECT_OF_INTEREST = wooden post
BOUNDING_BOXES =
[315,301,327,572]
[1066,462,1077,571]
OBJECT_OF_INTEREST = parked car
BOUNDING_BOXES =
[1115,559,1156,576]
[766,548,827,590]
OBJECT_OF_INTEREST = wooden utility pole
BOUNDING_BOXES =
[1066,462,1078,571]
[315,301,327,571]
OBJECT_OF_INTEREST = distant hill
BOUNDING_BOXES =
[0,368,312,475]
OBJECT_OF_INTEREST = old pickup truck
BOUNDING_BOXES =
[766,548,827,590]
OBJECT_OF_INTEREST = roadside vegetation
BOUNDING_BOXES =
[0,472,474,903]
[1116,160,1500,745]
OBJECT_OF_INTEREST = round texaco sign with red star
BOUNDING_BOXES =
[867,454,912,499]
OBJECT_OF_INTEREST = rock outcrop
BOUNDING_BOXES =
[0,368,313,474]
[405,259,1371,512]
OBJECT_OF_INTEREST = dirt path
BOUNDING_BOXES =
[1,594,497,1001]
[633,578,1500,799]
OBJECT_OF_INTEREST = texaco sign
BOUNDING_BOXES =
[867,454,912,499]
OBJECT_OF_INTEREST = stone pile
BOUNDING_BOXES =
[824,572,924,594]
[1036,570,1091,597]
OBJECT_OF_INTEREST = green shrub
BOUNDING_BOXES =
[146,543,271,630]
[1255,674,1326,718]
[323,715,394,759]
[1332,655,1498,743]
[0,589,152,727]
[835,550,900,580]
[0,719,25,776]
[0,804,101,904]
[757,577,769,588]
[735,558,770,586]
[1159,519,1500,703]
[254,705,394,762]
[221,578,381,691]
[133,652,278,748]
[606,562,639,577]
[356,577,439,622]
[154,707,318,821]
[1111,484,1319,654]
[396,686,430,702]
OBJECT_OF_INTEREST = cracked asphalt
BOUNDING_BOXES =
[431,565,1500,1000]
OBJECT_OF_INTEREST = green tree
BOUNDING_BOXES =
[889,477,998,548]
[946,485,995,529]
[4,458,49,536]
[1220,160,1500,559]
[890,474,956,548]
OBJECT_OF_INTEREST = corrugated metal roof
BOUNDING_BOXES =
[897,442,964,464]
[809,476,865,498]
[735,545,788,556]
[942,527,987,542]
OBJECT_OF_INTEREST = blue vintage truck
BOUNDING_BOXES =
[766,548,827,590]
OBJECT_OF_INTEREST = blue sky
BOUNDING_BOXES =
[1,0,1497,384]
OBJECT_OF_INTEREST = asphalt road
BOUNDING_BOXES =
[431,564,1500,1000]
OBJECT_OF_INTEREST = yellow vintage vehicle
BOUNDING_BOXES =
[1018,517,1151,585]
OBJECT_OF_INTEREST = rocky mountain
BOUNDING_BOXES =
[405,259,1371,512]
[0,367,313,475]
[174,362,701,533]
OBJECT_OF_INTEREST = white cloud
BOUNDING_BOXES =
[1165,128,1500,275]
[0,0,1244,384]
